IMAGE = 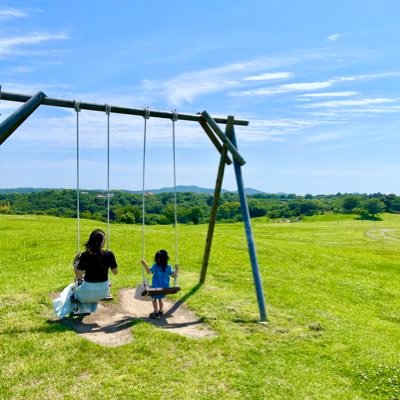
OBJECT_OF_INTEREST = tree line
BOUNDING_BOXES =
[0,189,399,224]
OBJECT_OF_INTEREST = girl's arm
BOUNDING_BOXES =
[141,259,151,274]
[172,264,179,278]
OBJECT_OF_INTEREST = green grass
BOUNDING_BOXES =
[0,214,399,399]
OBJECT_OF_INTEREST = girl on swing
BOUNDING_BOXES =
[141,249,179,319]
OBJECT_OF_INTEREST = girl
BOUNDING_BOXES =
[141,249,179,319]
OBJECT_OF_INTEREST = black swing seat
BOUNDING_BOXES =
[141,286,181,296]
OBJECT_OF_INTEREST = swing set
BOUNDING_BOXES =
[0,88,268,322]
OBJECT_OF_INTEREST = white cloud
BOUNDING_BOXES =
[300,98,398,108]
[14,66,34,73]
[231,72,400,97]
[0,8,28,19]
[297,91,357,98]
[303,132,344,144]
[237,116,342,142]
[139,49,347,105]
[244,72,292,81]
[231,80,333,96]
[327,33,342,42]
[281,81,333,91]
[0,32,68,56]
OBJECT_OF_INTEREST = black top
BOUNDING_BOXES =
[77,251,117,283]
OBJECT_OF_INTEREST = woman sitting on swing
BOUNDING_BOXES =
[53,229,118,319]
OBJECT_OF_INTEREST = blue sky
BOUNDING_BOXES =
[1,0,400,194]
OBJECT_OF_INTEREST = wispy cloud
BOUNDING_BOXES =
[231,72,400,97]
[300,98,398,108]
[231,80,333,96]
[0,32,68,57]
[139,49,347,105]
[0,7,28,20]
[244,72,292,81]
[327,33,342,42]
[297,91,357,98]
[237,116,343,142]
[303,132,344,144]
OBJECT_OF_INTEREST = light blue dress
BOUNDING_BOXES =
[53,280,109,318]
[150,264,174,299]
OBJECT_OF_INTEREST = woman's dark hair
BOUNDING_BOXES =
[154,249,169,271]
[85,229,105,254]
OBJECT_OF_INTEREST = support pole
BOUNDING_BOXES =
[230,122,268,322]
[201,111,246,166]
[198,118,232,165]
[200,116,234,283]
[0,91,47,145]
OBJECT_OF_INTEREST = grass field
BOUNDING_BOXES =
[0,213,399,399]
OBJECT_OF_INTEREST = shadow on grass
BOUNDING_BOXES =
[56,315,133,335]
[167,282,203,315]
[1,321,70,335]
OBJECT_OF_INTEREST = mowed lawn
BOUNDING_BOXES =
[0,213,399,399]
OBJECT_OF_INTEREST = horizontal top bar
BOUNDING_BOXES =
[1,91,249,126]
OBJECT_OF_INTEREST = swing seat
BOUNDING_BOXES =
[141,286,181,296]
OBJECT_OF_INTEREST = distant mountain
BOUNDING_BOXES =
[124,185,266,195]
[0,187,53,194]
[0,186,267,195]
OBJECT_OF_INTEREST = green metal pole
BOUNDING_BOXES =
[0,91,47,145]
[230,122,268,322]
[0,91,249,126]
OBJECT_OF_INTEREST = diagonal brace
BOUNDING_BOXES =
[201,110,246,166]
[0,91,47,145]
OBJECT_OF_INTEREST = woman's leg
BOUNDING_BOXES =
[76,280,109,303]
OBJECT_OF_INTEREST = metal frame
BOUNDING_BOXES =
[0,89,268,321]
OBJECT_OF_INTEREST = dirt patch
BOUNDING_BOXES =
[55,288,215,347]
[366,228,400,241]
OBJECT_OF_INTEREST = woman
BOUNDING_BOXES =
[53,229,118,318]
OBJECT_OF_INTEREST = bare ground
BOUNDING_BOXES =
[55,288,216,347]
[365,228,400,241]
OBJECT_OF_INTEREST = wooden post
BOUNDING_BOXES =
[200,116,234,283]
[198,118,232,165]
[201,110,246,166]
[0,91,46,145]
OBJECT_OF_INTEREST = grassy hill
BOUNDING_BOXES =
[0,214,399,399]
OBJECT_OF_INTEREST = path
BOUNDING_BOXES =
[365,228,400,242]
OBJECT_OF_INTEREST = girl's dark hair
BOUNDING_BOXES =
[155,249,169,271]
[85,229,105,254]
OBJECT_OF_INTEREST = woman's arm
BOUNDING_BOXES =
[73,253,84,279]
[111,267,118,275]
[141,259,151,274]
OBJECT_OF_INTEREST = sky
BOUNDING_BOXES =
[1,0,400,195]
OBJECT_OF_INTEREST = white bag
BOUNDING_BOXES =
[134,284,152,301]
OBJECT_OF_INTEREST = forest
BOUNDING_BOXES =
[1,189,399,224]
